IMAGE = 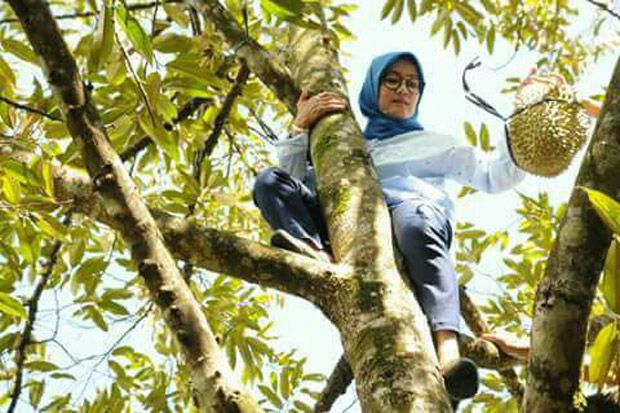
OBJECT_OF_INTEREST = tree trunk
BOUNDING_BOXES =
[285,26,452,412]
[524,55,620,412]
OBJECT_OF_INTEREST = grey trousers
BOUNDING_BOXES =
[253,167,460,333]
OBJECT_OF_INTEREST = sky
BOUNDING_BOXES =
[268,1,618,412]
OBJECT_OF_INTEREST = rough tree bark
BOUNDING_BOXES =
[524,55,620,412]
[6,1,262,411]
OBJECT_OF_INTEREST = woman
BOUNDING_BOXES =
[253,51,528,406]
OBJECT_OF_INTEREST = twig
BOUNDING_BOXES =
[74,303,153,403]
[248,107,279,143]
[192,63,250,183]
[0,1,183,24]
[585,0,620,21]
[224,129,258,177]
[0,95,60,121]
[7,213,72,413]
[189,6,202,36]
[314,355,353,412]
[119,97,214,161]
[115,32,158,126]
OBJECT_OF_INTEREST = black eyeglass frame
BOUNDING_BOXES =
[380,74,425,94]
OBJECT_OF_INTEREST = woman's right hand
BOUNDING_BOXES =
[293,89,348,130]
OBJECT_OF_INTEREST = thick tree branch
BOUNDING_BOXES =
[524,55,620,412]
[186,0,298,113]
[314,355,352,413]
[5,150,343,303]
[7,216,68,413]
[6,1,261,411]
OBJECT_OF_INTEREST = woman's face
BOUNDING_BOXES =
[378,59,421,120]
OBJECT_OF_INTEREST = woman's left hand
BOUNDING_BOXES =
[481,333,530,361]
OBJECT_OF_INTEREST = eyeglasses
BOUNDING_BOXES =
[381,75,422,94]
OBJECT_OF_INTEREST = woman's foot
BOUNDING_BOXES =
[270,229,332,262]
[442,357,479,404]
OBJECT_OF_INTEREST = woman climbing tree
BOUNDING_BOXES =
[253,51,531,409]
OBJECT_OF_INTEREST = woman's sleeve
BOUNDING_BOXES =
[274,131,309,181]
[446,133,527,193]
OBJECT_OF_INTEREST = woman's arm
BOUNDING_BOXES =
[446,134,526,193]
[275,132,309,180]
[274,89,347,180]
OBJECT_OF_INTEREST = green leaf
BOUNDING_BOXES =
[153,33,193,54]
[84,305,109,331]
[50,372,76,380]
[163,3,190,27]
[106,53,127,86]
[582,188,620,234]
[602,238,620,314]
[457,264,474,285]
[1,39,38,65]
[479,123,491,151]
[29,380,44,407]
[35,214,68,241]
[75,256,108,280]
[99,299,129,316]
[40,393,71,411]
[458,186,477,198]
[25,361,59,372]
[258,384,283,408]
[454,2,483,26]
[464,121,477,146]
[430,10,448,37]
[260,0,304,21]
[0,292,27,319]
[3,159,42,186]
[301,373,325,382]
[138,112,179,163]
[115,4,153,63]
[486,24,496,54]
[0,333,17,353]
[89,4,115,71]
[381,0,397,20]
[280,367,291,399]
[294,400,313,412]
[407,0,417,22]
[391,0,405,24]
[41,161,54,197]
[0,55,16,87]
[2,177,21,204]
[588,322,618,385]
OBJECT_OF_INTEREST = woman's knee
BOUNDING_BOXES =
[253,168,289,200]
[395,217,432,247]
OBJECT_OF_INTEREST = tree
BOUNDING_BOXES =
[0,0,618,412]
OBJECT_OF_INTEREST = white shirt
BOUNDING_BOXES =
[275,130,526,221]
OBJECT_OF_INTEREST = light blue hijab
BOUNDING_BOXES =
[359,51,426,140]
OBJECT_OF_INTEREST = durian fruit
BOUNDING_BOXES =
[507,74,590,177]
